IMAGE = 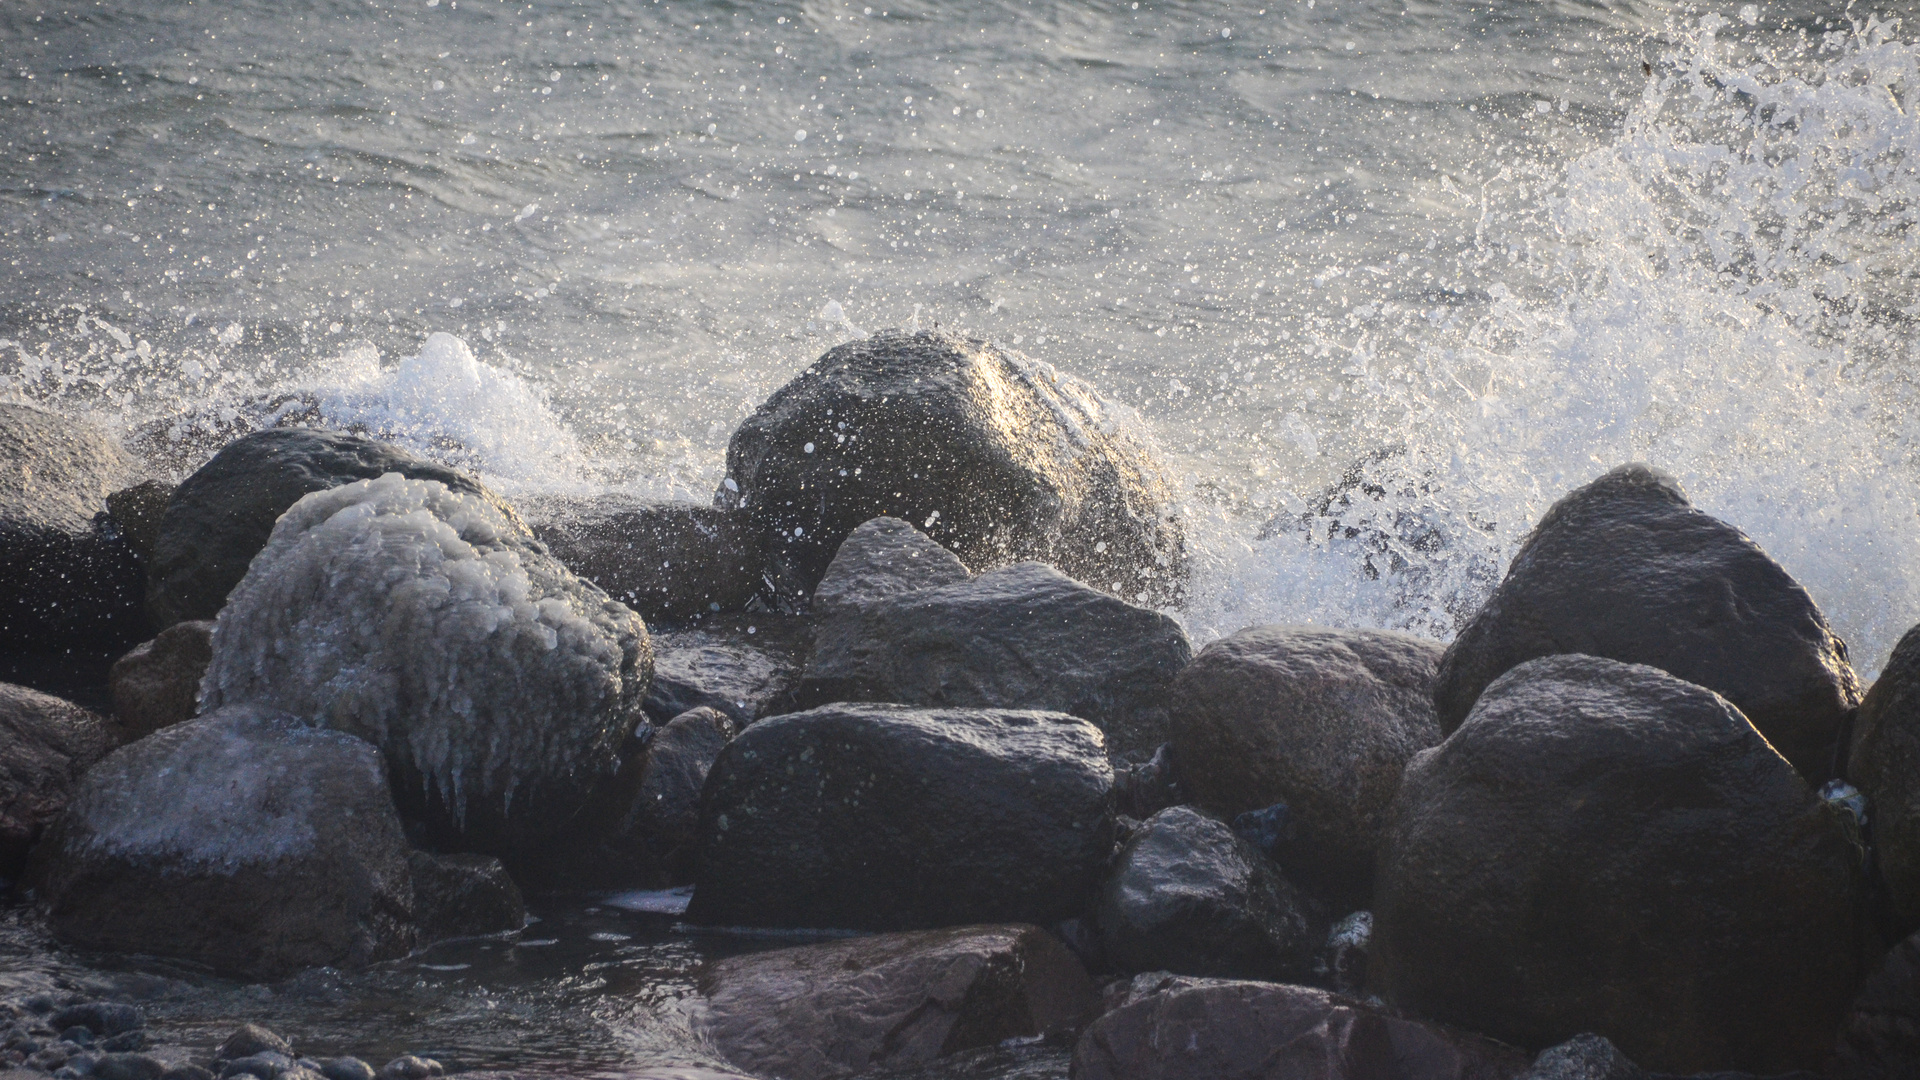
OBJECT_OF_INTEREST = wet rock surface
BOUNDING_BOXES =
[144,428,514,630]
[688,703,1113,930]
[811,516,970,619]
[554,706,736,888]
[719,328,1186,606]
[1833,923,1920,1080]
[529,497,762,624]
[0,403,145,649]
[0,683,115,882]
[642,616,808,727]
[1518,1036,1647,1080]
[1072,977,1528,1080]
[1170,625,1443,907]
[797,561,1192,757]
[695,923,1095,1080]
[1374,654,1863,1074]
[108,621,213,743]
[197,473,651,864]
[1096,806,1318,981]
[32,705,416,980]
[1432,464,1860,779]
[1848,620,1920,937]
[406,852,525,943]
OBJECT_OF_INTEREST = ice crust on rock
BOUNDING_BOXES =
[200,472,651,848]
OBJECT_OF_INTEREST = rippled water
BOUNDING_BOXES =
[7,0,1920,1071]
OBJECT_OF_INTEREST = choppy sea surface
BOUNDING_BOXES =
[6,0,1920,1071]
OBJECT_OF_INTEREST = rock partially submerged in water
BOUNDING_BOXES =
[1374,654,1862,1074]
[1434,464,1860,780]
[108,620,213,742]
[0,403,146,649]
[1096,805,1319,981]
[810,516,970,619]
[797,562,1192,757]
[694,923,1096,1080]
[32,705,415,979]
[407,851,526,942]
[198,473,651,863]
[145,427,515,629]
[1170,625,1443,908]
[1072,977,1528,1080]
[0,682,115,883]
[529,496,762,624]
[1846,621,1920,938]
[720,328,1186,606]
[555,706,736,888]
[688,703,1113,930]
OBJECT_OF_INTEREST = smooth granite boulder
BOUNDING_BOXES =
[1374,654,1863,1074]
[0,683,115,881]
[719,328,1185,606]
[1433,464,1860,779]
[688,703,1113,930]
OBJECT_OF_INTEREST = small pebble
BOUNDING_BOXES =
[221,1051,294,1080]
[63,1026,95,1048]
[377,1056,442,1080]
[163,1066,217,1080]
[51,1005,143,1038]
[217,1025,293,1063]
[92,1051,169,1080]
[316,1059,375,1080]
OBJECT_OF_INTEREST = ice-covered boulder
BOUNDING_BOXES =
[199,473,652,862]
[32,705,415,979]
[720,328,1186,607]
[146,427,516,629]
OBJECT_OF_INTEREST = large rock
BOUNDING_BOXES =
[643,616,808,727]
[32,705,416,979]
[797,562,1192,757]
[1834,923,1920,1080]
[695,924,1096,1080]
[0,683,115,881]
[1170,625,1443,907]
[1519,1036,1646,1080]
[1433,464,1859,779]
[556,706,736,888]
[108,621,214,742]
[198,473,652,863]
[1072,977,1528,1080]
[719,328,1185,606]
[811,516,970,619]
[407,851,526,942]
[145,427,516,629]
[0,403,145,649]
[1847,622,1920,936]
[1096,805,1318,980]
[687,703,1113,930]
[529,497,762,624]
[1374,654,1863,1074]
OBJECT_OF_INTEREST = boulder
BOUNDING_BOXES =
[1170,625,1443,907]
[811,516,970,619]
[719,328,1185,606]
[1374,654,1863,1074]
[104,481,172,567]
[1072,977,1528,1080]
[643,616,808,727]
[0,682,115,881]
[31,705,416,980]
[529,497,762,624]
[695,923,1096,1080]
[198,473,652,863]
[145,427,516,629]
[1847,622,1920,936]
[0,403,145,649]
[687,703,1113,930]
[1433,464,1859,779]
[1835,921,1920,1080]
[1520,1036,1646,1080]
[1096,806,1318,981]
[797,562,1192,757]
[108,621,214,742]
[216,1026,293,1062]
[407,851,526,941]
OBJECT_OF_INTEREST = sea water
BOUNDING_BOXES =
[4,0,1919,1071]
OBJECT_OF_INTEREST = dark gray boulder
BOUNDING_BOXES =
[811,516,969,619]
[1520,1036,1647,1080]
[529,496,762,624]
[407,851,526,941]
[145,427,515,629]
[1847,621,1920,936]
[32,705,416,980]
[1833,922,1920,1080]
[796,562,1192,757]
[0,682,115,881]
[553,706,736,888]
[695,923,1097,1080]
[0,403,145,649]
[643,616,808,727]
[687,703,1113,930]
[719,328,1185,606]
[1374,654,1863,1074]
[1096,805,1318,981]
[1072,978,1528,1080]
[216,1026,292,1062]
[1433,464,1859,779]
[108,620,213,742]
[1170,625,1443,907]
